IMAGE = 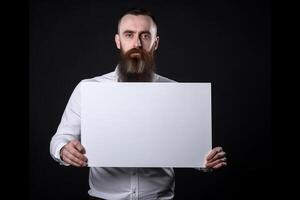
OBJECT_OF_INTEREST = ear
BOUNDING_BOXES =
[115,34,121,49]
[154,36,159,50]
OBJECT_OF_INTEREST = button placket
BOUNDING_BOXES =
[130,168,138,200]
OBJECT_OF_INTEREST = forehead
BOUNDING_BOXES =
[119,14,157,34]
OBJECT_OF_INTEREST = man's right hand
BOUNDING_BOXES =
[60,140,88,167]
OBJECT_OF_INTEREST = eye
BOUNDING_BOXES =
[141,33,151,40]
[124,32,133,38]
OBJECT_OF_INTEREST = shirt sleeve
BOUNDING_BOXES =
[50,81,82,165]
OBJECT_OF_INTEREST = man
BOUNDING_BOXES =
[50,8,227,200]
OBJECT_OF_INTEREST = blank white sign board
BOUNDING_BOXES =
[81,82,212,167]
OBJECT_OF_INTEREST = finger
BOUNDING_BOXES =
[208,151,226,162]
[65,142,88,162]
[72,140,86,154]
[61,148,82,167]
[65,142,86,160]
[62,155,83,167]
[212,162,227,169]
[206,147,223,160]
[63,149,87,166]
[210,157,227,163]
[65,147,87,164]
[205,157,224,168]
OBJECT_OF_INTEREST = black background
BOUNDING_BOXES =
[29,0,271,199]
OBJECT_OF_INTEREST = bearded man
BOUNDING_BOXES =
[50,8,227,200]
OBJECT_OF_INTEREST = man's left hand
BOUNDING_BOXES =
[204,147,227,169]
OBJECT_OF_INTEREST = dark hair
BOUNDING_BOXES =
[117,8,158,33]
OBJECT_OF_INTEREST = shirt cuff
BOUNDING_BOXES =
[53,143,70,166]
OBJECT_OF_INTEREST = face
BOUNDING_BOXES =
[115,14,159,53]
[115,14,159,82]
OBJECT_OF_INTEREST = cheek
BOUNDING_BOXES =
[120,42,131,53]
[142,40,155,51]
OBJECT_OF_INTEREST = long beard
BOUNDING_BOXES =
[117,47,156,82]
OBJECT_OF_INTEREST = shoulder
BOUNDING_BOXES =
[70,71,116,95]
[84,71,117,82]
[80,71,117,84]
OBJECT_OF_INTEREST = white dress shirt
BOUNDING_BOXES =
[50,68,177,200]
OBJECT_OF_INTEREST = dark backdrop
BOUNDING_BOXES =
[29,0,271,199]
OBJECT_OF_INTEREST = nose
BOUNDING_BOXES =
[133,36,142,48]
